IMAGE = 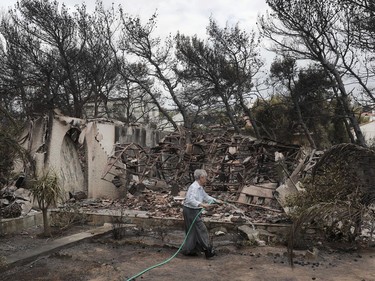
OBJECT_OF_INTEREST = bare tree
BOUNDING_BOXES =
[176,18,263,136]
[0,0,120,118]
[75,2,120,118]
[341,0,375,50]
[337,0,375,106]
[259,0,367,146]
[116,12,185,131]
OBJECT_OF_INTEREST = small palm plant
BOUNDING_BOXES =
[29,171,62,237]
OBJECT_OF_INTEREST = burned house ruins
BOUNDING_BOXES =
[1,111,375,247]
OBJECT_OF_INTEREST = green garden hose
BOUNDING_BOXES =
[125,200,256,280]
[126,201,214,281]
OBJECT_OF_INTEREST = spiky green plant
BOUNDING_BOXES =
[29,171,62,237]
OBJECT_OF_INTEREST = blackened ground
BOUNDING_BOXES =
[1,225,375,281]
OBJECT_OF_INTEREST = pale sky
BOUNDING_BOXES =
[0,0,275,70]
[0,0,270,39]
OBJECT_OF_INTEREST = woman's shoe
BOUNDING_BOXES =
[182,250,199,256]
[204,248,216,259]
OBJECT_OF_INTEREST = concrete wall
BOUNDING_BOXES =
[115,125,162,148]
[85,122,117,199]
[47,117,86,199]
[0,212,43,235]
[17,115,86,199]
[86,123,163,199]
[16,117,48,176]
[360,121,375,144]
[20,114,164,200]
[59,132,85,196]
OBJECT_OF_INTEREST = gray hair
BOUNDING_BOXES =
[194,169,207,180]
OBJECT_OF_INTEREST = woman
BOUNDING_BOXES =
[182,169,223,258]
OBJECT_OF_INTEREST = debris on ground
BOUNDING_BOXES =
[101,130,305,214]
[3,128,375,249]
[0,174,32,218]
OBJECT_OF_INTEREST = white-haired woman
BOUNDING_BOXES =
[182,169,223,258]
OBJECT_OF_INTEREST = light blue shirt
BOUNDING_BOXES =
[184,180,216,209]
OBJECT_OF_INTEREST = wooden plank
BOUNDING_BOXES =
[228,200,282,213]
[237,193,250,204]
[240,185,274,198]
[257,182,278,190]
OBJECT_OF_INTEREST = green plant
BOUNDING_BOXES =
[29,170,62,237]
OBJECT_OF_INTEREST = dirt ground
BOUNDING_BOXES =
[1,225,375,281]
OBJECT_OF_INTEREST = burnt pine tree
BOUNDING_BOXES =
[0,0,119,118]
[256,60,335,147]
[269,56,317,148]
[337,0,375,105]
[259,0,367,146]
[117,13,183,131]
[175,18,263,136]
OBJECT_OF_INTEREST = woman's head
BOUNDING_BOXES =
[194,169,207,185]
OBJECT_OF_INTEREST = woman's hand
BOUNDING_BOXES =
[200,203,211,209]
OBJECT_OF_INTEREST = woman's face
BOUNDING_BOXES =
[198,175,207,186]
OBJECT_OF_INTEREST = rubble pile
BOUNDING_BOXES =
[0,126,322,225]
[60,192,290,224]
[0,176,33,218]
[101,129,308,222]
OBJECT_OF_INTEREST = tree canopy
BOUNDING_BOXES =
[0,0,373,148]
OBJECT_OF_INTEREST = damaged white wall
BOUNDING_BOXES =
[359,121,375,144]
[17,116,48,177]
[19,115,87,200]
[49,116,86,198]
[84,122,115,198]
[21,112,163,200]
